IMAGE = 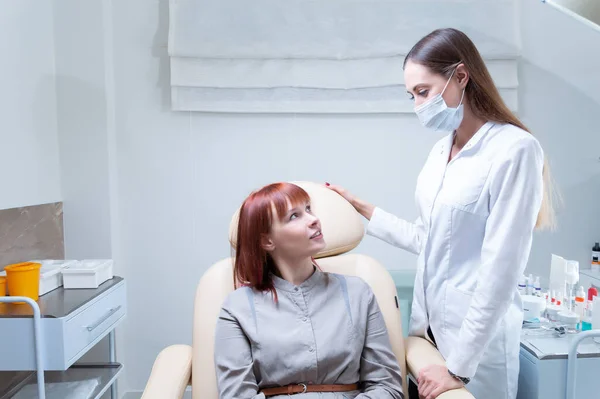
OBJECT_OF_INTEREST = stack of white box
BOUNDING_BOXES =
[1,259,115,296]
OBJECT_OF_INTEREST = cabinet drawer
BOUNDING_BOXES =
[63,283,126,364]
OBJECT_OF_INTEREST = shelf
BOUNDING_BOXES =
[0,363,122,399]
[0,277,124,319]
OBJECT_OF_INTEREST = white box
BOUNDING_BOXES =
[34,260,80,296]
[62,259,114,289]
[0,260,80,296]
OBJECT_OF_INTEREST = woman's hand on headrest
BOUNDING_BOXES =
[324,182,356,207]
[325,182,374,221]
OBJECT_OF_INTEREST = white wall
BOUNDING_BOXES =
[519,0,600,281]
[0,1,61,210]
[52,1,122,394]
[53,0,114,260]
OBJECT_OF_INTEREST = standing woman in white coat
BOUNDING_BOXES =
[326,28,556,399]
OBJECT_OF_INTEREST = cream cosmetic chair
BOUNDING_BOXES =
[141,182,474,399]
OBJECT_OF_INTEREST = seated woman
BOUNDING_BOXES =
[214,182,404,398]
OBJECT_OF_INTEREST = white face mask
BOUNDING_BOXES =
[414,69,465,132]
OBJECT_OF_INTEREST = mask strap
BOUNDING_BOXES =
[458,88,465,107]
[441,68,457,95]
[443,67,466,108]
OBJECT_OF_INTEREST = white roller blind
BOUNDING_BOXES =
[168,0,520,113]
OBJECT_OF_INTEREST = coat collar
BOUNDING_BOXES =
[437,121,495,161]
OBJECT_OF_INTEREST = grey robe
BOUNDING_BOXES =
[214,269,404,399]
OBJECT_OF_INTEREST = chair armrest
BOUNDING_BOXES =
[141,344,193,399]
[405,336,475,399]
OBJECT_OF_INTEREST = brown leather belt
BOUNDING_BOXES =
[261,383,359,396]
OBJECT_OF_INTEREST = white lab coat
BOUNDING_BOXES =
[367,122,544,399]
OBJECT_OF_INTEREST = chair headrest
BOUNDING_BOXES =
[228,181,364,258]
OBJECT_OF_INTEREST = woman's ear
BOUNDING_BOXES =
[455,63,469,89]
[261,234,275,252]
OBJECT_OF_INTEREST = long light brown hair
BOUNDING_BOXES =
[404,28,557,230]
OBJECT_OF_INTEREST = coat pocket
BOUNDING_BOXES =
[444,285,474,333]
[441,158,491,209]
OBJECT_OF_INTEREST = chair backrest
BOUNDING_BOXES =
[191,182,406,399]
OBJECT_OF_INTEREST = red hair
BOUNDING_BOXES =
[233,183,311,300]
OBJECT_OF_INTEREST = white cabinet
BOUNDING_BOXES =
[0,277,127,399]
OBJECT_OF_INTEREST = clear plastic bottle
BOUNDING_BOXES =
[565,260,579,310]
[556,291,563,308]
[574,286,586,327]
[527,273,534,295]
[582,300,593,331]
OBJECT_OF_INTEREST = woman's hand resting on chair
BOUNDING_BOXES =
[324,183,375,220]
[417,365,464,399]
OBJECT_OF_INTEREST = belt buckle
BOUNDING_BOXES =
[289,383,307,396]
